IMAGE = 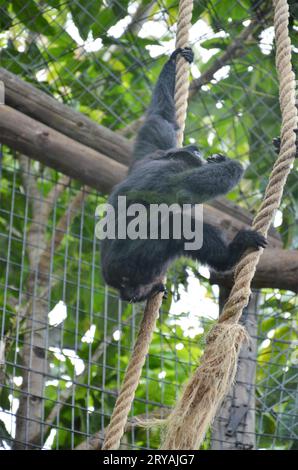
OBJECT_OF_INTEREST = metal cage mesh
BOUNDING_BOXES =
[0,0,297,450]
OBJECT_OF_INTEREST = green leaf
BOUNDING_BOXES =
[45,0,62,7]
[192,0,209,22]
[12,0,55,35]
[0,419,12,446]
[69,0,102,41]
[0,386,10,410]
[0,5,12,30]
[108,0,129,17]
[200,38,230,50]
[92,8,116,38]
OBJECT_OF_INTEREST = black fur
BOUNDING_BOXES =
[101,48,267,302]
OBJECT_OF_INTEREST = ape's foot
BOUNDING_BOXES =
[273,137,281,154]
[207,153,227,164]
[163,289,168,301]
[273,129,298,157]
[171,47,194,64]
[153,283,168,299]
[237,230,268,250]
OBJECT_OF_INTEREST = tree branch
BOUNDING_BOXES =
[210,248,298,293]
[125,0,156,36]
[0,68,131,166]
[189,17,267,97]
[0,105,127,193]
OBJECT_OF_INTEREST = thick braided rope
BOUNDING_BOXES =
[175,0,194,145]
[101,0,193,450]
[161,0,297,450]
[219,0,297,324]
[102,294,163,450]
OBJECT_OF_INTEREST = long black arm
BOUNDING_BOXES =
[147,54,177,123]
[169,157,244,203]
[132,48,194,162]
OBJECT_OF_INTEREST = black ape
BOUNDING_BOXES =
[101,48,267,303]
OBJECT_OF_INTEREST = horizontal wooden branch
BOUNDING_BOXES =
[189,18,262,97]
[0,67,132,166]
[0,105,127,193]
[210,248,298,293]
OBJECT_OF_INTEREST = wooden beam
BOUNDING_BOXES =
[0,105,127,194]
[210,248,298,293]
[0,67,132,166]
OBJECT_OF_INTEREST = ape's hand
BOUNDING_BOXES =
[170,47,194,64]
[207,154,227,164]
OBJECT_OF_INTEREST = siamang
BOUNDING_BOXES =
[101,47,268,303]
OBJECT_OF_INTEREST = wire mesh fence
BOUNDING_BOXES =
[0,0,297,450]
[1,154,297,450]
